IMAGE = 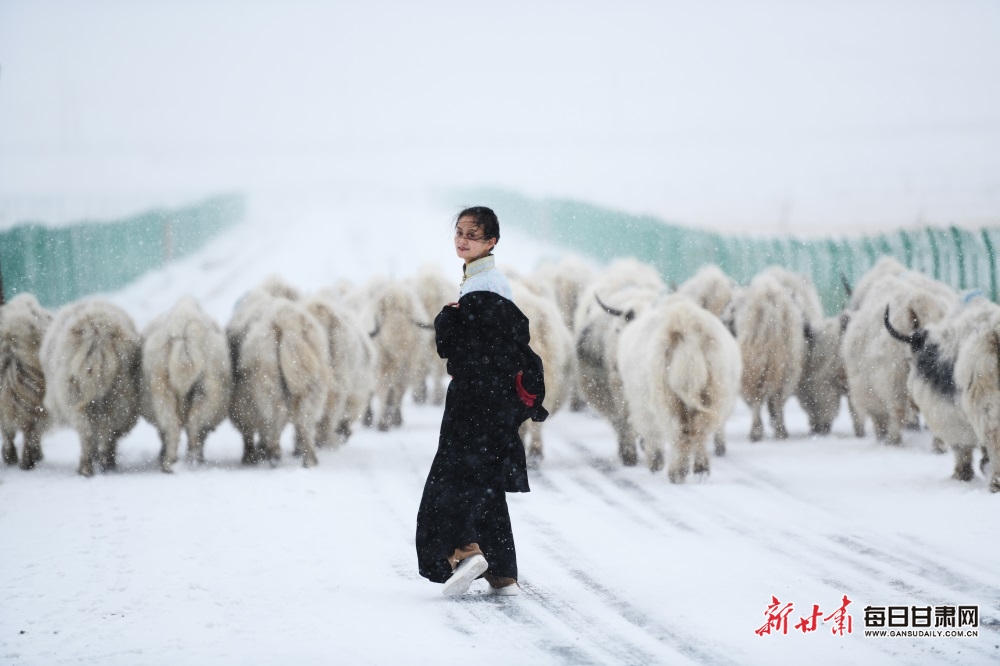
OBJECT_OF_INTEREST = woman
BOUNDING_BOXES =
[415,206,547,597]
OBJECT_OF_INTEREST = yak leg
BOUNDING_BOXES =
[667,435,691,483]
[376,388,396,432]
[2,430,17,466]
[526,421,544,460]
[240,431,259,465]
[99,431,120,472]
[767,397,788,439]
[158,423,181,473]
[952,445,975,482]
[713,430,726,457]
[335,419,353,444]
[750,404,764,442]
[187,424,209,465]
[848,396,865,438]
[412,379,428,405]
[22,423,44,470]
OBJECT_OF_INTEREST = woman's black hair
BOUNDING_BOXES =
[455,206,500,244]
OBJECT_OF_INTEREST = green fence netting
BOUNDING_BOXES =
[0,194,244,308]
[465,188,999,315]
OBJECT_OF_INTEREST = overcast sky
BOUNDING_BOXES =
[2,0,998,234]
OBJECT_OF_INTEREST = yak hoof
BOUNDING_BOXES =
[693,461,710,477]
[619,444,638,466]
[952,465,975,482]
[989,477,1000,493]
[750,426,764,442]
[2,446,17,466]
[78,463,95,477]
[302,452,318,468]
[667,468,686,484]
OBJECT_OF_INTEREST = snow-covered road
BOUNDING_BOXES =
[3,389,998,664]
[2,195,999,664]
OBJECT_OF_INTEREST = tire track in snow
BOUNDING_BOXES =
[558,442,698,534]
[718,450,1000,629]
[561,439,999,665]
[520,511,737,666]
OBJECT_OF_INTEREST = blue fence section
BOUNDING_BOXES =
[468,189,998,314]
[0,194,244,308]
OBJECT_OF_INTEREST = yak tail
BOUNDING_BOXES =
[275,309,327,399]
[665,330,711,414]
[65,319,131,408]
[958,330,1000,447]
[165,323,208,398]
[0,339,45,411]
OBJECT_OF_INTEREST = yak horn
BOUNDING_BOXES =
[841,273,853,298]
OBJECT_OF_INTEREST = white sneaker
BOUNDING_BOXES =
[487,582,520,596]
[442,554,488,597]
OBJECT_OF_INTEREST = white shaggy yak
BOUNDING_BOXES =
[510,281,576,460]
[796,316,850,435]
[677,264,738,319]
[366,279,433,431]
[758,265,824,323]
[618,295,741,482]
[411,265,453,406]
[886,296,1000,489]
[0,294,53,469]
[954,299,1000,492]
[304,291,376,446]
[842,274,954,446]
[755,266,849,435]
[574,258,665,465]
[847,256,955,313]
[228,292,331,467]
[140,296,231,472]
[40,299,142,476]
[533,254,596,332]
[532,254,596,412]
[728,274,806,441]
[573,257,663,333]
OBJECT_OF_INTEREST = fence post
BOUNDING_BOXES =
[950,226,967,290]
[926,228,941,280]
[982,229,998,302]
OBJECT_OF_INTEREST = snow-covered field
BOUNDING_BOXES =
[3,199,1000,665]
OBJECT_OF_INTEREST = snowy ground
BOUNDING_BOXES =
[2,201,1000,665]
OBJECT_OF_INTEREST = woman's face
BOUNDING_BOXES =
[454,216,496,264]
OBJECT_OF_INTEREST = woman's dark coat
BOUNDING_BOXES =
[415,290,547,583]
